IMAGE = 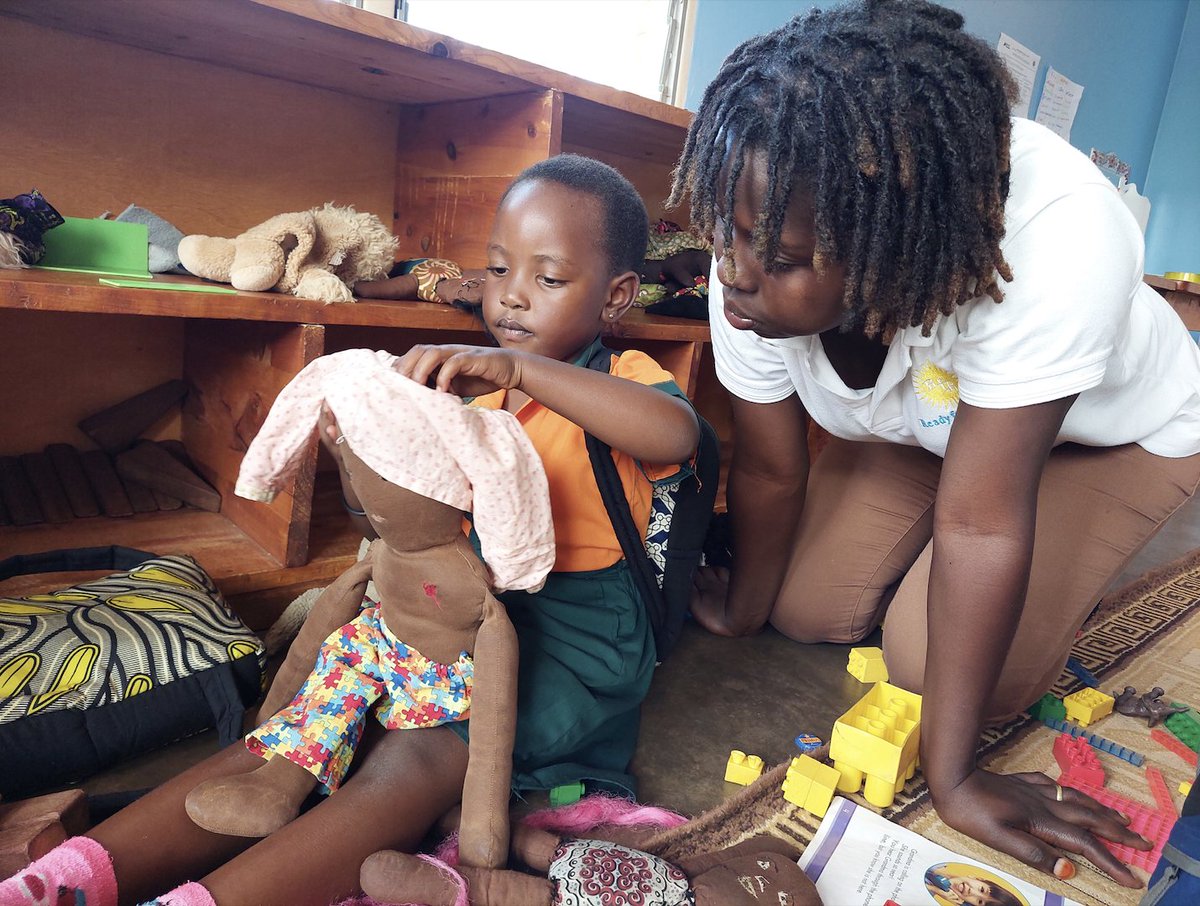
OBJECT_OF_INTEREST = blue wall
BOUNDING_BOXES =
[1144,1,1200,274]
[686,0,1196,272]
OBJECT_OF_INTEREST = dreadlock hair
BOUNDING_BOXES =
[502,153,649,277]
[668,0,1017,337]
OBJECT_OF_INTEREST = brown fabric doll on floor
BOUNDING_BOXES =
[183,348,556,870]
[359,814,823,906]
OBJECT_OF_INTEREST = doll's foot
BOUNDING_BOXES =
[184,756,317,837]
[360,851,465,906]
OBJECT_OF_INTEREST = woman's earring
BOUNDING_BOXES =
[722,250,737,283]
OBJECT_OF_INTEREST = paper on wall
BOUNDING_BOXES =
[798,797,1083,906]
[997,33,1040,118]
[1035,67,1085,141]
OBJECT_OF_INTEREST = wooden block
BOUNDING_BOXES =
[45,443,101,518]
[0,789,88,836]
[0,818,66,876]
[79,450,135,517]
[77,378,188,454]
[151,487,183,511]
[115,440,220,512]
[0,456,44,525]
[119,474,159,514]
[19,452,75,524]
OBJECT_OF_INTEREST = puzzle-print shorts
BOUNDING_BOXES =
[247,601,473,792]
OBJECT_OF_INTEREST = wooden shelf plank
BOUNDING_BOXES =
[0,270,711,341]
[0,0,692,129]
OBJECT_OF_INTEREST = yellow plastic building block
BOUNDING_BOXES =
[781,754,841,818]
[724,750,765,785]
[1181,780,1193,797]
[846,646,889,683]
[829,681,923,808]
[1062,688,1115,727]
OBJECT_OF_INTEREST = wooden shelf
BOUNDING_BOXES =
[0,482,363,600]
[0,0,692,129]
[0,269,711,341]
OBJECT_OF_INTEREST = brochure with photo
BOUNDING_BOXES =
[798,797,1083,906]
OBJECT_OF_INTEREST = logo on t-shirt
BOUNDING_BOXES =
[912,362,959,411]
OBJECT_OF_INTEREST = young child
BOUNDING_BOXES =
[0,156,699,906]
[330,152,701,796]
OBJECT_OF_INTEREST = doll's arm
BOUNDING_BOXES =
[456,595,519,868]
[256,552,374,720]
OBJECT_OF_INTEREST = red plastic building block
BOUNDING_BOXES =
[1151,727,1199,767]
[1061,776,1175,872]
[1053,733,1105,788]
[1145,766,1175,817]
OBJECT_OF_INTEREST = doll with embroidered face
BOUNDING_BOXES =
[183,348,555,870]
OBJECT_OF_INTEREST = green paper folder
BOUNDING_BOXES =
[37,217,152,278]
[98,278,238,294]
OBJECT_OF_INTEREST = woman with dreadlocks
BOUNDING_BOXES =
[675,0,1200,889]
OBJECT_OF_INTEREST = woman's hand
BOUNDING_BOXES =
[932,767,1151,888]
[396,344,523,397]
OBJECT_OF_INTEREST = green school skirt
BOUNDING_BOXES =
[448,561,656,797]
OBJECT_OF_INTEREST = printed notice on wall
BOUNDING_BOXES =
[1035,67,1084,141]
[997,33,1040,118]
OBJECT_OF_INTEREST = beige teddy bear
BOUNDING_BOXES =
[178,203,398,303]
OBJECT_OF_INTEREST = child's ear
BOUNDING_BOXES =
[602,270,640,323]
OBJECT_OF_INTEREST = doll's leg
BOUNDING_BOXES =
[360,850,555,906]
[200,723,469,906]
[185,613,387,837]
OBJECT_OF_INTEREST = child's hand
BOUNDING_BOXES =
[396,344,523,397]
[318,406,343,463]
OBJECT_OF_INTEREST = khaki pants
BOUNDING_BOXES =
[771,438,1200,720]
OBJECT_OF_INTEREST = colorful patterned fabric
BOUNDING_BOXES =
[0,189,64,264]
[547,840,692,906]
[247,601,472,793]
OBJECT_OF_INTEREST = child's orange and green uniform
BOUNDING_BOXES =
[454,336,690,795]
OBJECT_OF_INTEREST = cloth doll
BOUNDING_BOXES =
[183,349,556,870]
[358,796,824,906]
[177,203,398,303]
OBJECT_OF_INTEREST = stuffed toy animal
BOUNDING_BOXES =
[359,797,825,906]
[182,349,556,870]
[178,203,398,303]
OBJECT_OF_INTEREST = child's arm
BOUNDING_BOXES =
[398,344,700,464]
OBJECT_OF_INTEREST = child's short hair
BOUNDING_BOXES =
[502,154,649,276]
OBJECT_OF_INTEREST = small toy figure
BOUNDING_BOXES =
[1113,685,1189,728]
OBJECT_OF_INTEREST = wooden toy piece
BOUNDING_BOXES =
[781,755,841,818]
[1151,727,1199,767]
[830,681,922,809]
[1062,687,1114,727]
[1053,733,1104,788]
[0,789,89,875]
[1145,765,1175,816]
[77,378,188,454]
[0,455,43,525]
[79,449,134,517]
[19,451,74,524]
[115,440,220,512]
[118,472,160,514]
[846,646,889,683]
[724,750,765,785]
[45,443,101,518]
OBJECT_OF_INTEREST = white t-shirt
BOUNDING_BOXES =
[709,118,1200,458]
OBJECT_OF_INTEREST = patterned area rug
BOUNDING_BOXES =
[642,550,1200,906]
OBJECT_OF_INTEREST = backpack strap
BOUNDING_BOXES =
[582,344,671,651]
[0,546,158,582]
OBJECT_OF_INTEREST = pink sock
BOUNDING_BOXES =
[0,836,117,906]
[141,882,216,906]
